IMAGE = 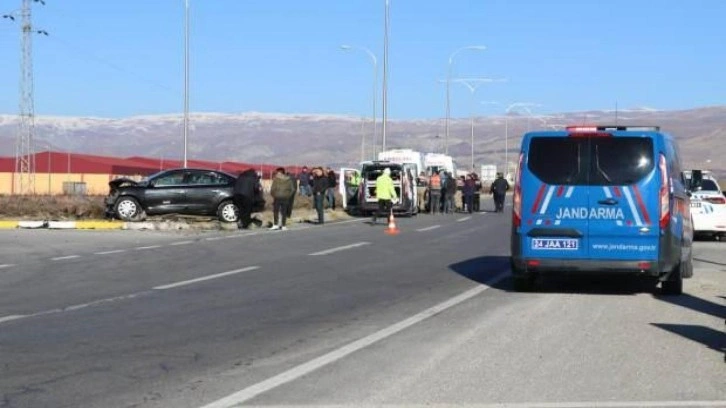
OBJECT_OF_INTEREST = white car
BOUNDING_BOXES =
[686,170,726,240]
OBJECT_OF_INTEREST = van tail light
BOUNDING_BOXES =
[512,152,524,227]
[658,153,670,229]
[705,197,726,205]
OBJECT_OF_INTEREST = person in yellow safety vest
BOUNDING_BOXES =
[373,167,398,224]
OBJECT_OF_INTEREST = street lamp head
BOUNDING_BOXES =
[468,45,487,51]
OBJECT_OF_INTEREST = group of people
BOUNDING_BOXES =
[232,166,340,230]
[231,165,511,231]
[416,171,510,214]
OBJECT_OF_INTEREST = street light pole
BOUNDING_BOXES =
[448,77,506,172]
[381,0,390,152]
[340,45,377,160]
[183,0,190,168]
[503,102,539,178]
[445,45,486,155]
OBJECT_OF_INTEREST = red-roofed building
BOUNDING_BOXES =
[0,152,293,195]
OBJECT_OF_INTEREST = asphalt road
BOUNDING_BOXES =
[0,199,724,408]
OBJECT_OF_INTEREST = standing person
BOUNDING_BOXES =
[439,170,448,213]
[312,167,328,224]
[269,167,295,230]
[444,172,457,214]
[491,172,510,212]
[416,171,428,213]
[325,168,337,210]
[372,168,398,224]
[463,174,476,214]
[428,170,442,215]
[233,168,258,229]
[472,173,482,212]
[298,166,311,197]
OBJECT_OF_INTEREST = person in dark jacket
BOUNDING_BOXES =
[233,169,258,229]
[312,167,329,224]
[491,173,510,212]
[298,166,311,197]
[444,172,457,214]
[463,174,476,214]
[325,168,337,210]
[269,167,295,230]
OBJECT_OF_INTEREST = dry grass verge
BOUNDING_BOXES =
[0,191,344,221]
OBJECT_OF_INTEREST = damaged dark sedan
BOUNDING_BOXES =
[105,168,240,222]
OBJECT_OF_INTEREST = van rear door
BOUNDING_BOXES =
[338,168,360,210]
[587,135,659,261]
[521,136,590,259]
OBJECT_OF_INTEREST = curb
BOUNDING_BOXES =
[0,220,125,230]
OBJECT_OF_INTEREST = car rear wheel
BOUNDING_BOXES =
[217,200,239,223]
[114,197,142,221]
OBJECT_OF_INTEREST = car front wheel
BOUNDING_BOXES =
[217,200,239,223]
[114,197,142,221]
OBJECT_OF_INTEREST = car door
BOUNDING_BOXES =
[144,170,187,214]
[521,135,590,259]
[339,168,360,210]
[183,170,233,214]
[587,135,660,261]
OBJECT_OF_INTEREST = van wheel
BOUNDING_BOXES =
[513,275,535,292]
[661,263,683,296]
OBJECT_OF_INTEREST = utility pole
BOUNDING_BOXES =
[5,0,47,194]
[381,0,390,152]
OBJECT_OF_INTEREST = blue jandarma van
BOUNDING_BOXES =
[510,125,693,294]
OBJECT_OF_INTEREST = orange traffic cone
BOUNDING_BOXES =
[385,211,400,235]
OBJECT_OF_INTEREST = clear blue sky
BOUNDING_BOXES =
[0,0,724,119]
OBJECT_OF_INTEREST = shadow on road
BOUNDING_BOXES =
[651,323,725,356]
[694,257,726,267]
[654,292,726,320]
[448,256,652,295]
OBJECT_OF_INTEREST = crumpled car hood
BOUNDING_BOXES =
[109,178,139,189]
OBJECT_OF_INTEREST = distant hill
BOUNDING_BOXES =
[0,106,724,177]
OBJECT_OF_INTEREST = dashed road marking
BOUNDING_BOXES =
[94,250,126,255]
[0,315,26,324]
[457,216,472,222]
[169,240,194,246]
[135,245,162,251]
[198,271,508,408]
[308,242,370,256]
[153,266,260,290]
[416,225,441,232]
[0,264,15,269]
[51,255,80,261]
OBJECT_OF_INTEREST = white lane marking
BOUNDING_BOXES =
[539,185,556,214]
[63,291,151,312]
[0,315,26,324]
[206,237,224,241]
[0,291,154,326]
[0,264,15,269]
[169,240,194,246]
[199,272,508,408]
[153,266,260,290]
[235,402,726,408]
[457,216,472,222]
[622,186,643,226]
[416,225,441,232]
[94,249,126,255]
[135,245,162,250]
[308,242,370,256]
[51,255,80,261]
[565,186,575,198]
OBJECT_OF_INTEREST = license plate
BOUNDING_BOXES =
[531,238,579,250]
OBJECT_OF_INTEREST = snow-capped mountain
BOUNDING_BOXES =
[0,107,724,175]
